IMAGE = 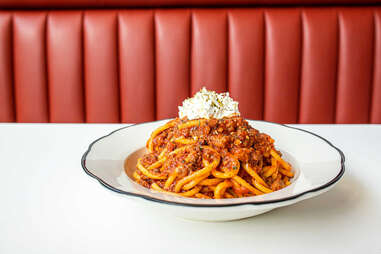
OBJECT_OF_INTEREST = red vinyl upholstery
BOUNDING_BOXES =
[0,7,380,123]
[1,0,380,8]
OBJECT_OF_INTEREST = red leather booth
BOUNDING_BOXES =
[1,0,380,123]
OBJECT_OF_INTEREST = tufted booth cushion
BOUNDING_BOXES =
[0,7,381,123]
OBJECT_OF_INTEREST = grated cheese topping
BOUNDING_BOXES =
[178,87,240,120]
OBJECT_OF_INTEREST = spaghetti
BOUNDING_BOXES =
[133,115,294,199]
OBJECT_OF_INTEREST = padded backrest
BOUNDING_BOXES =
[1,7,381,123]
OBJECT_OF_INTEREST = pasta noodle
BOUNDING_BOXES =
[132,116,294,199]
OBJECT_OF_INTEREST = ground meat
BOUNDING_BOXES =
[230,147,253,162]
[141,154,157,167]
[208,134,231,149]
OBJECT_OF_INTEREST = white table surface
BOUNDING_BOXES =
[1,123,381,253]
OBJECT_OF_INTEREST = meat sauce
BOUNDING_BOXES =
[135,116,288,197]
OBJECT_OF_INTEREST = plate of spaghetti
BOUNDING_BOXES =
[82,88,345,221]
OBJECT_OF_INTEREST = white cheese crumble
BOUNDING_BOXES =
[178,87,240,120]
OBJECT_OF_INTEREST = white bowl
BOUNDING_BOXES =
[81,120,345,221]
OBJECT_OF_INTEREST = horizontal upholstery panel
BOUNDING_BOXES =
[0,7,380,123]
[1,0,381,8]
